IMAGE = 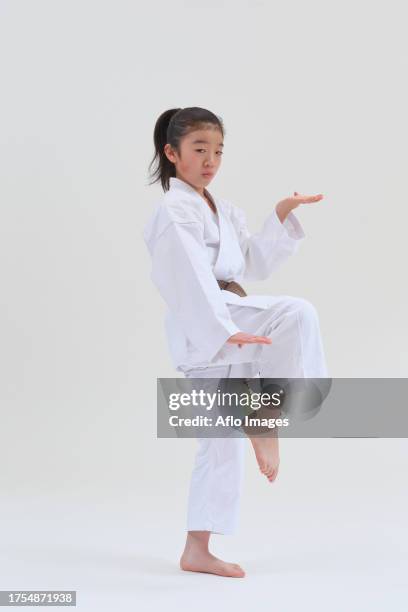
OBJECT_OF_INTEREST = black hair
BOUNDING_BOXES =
[147,106,225,192]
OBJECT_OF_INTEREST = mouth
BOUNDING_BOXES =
[202,173,214,178]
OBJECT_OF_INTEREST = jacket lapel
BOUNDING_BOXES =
[168,178,244,280]
[212,199,245,280]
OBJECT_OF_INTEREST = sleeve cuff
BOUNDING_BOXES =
[206,320,241,362]
[273,207,305,240]
[223,320,241,337]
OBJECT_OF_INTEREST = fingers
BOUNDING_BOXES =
[251,335,272,344]
[228,333,272,346]
[294,191,324,202]
[233,335,272,346]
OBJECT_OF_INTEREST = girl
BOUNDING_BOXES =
[143,107,328,578]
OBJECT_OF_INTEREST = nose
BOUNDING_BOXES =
[204,155,216,167]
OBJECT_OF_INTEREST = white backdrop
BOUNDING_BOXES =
[1,1,407,609]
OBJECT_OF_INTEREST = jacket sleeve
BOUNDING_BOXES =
[229,202,306,281]
[148,206,241,363]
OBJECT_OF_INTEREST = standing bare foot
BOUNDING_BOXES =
[249,435,280,482]
[180,550,245,578]
[179,531,245,578]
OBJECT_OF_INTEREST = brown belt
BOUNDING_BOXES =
[217,279,247,297]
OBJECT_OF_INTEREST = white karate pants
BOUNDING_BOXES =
[182,295,329,535]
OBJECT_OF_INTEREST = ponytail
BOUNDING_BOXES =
[147,106,225,192]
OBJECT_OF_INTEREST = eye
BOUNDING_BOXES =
[195,149,223,155]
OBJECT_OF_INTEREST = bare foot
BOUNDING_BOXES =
[180,549,245,578]
[250,435,280,482]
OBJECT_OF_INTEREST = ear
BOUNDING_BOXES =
[164,143,177,163]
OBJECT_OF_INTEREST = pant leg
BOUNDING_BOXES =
[183,364,248,536]
[181,296,328,534]
[256,296,329,378]
[199,295,329,376]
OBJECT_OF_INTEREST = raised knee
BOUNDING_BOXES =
[298,297,318,318]
[264,296,320,334]
[284,296,319,323]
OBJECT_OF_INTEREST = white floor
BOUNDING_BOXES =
[1,439,407,611]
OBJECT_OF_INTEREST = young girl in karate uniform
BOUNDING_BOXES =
[143,107,328,578]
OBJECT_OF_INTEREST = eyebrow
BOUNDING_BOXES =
[191,139,224,147]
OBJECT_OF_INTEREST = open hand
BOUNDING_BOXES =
[276,191,324,223]
[227,331,272,349]
[285,191,324,208]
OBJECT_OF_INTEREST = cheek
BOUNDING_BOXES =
[180,161,191,173]
[181,158,199,173]
[179,155,193,168]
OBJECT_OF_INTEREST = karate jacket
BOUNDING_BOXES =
[143,176,305,371]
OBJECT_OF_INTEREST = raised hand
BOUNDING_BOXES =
[276,191,324,223]
[287,190,324,207]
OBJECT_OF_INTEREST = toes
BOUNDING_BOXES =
[221,565,244,577]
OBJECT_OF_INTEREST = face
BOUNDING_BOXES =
[164,126,224,193]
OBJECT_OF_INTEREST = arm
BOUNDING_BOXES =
[149,217,241,363]
[229,202,306,281]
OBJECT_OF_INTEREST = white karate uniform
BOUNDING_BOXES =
[143,176,328,535]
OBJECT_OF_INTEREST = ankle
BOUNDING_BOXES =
[183,531,210,554]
